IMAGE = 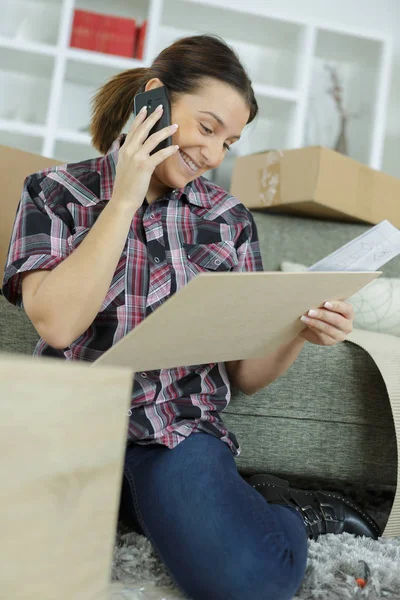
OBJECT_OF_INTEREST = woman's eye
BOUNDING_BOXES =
[201,124,231,151]
[201,124,212,134]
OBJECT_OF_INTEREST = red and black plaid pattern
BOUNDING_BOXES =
[2,135,264,455]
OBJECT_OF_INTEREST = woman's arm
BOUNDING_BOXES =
[226,300,354,396]
[22,199,137,350]
[226,337,306,396]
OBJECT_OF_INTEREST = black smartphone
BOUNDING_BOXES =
[133,86,172,155]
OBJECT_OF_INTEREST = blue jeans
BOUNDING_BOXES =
[118,431,308,600]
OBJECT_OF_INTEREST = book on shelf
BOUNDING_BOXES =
[70,9,137,58]
[135,20,148,60]
[107,14,137,57]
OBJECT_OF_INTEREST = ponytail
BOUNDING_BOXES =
[90,68,150,154]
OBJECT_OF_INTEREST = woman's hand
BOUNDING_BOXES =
[299,300,354,346]
[111,105,179,211]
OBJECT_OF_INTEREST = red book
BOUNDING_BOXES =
[86,12,103,52]
[95,15,111,54]
[135,20,147,60]
[107,15,136,57]
[70,10,84,49]
[70,10,93,51]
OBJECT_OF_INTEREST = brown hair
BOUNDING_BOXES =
[90,34,258,154]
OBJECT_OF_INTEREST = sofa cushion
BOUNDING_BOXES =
[253,211,400,277]
[226,341,397,487]
[0,294,39,356]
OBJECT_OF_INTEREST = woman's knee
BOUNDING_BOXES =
[213,532,307,600]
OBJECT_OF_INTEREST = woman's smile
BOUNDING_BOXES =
[178,149,199,173]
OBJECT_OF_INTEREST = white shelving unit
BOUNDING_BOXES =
[0,0,393,183]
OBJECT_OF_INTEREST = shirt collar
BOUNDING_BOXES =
[99,134,213,209]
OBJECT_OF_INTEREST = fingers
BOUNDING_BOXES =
[299,327,338,346]
[142,123,179,154]
[125,105,178,157]
[148,143,180,168]
[323,300,354,320]
[300,307,352,342]
[124,105,149,144]
[125,104,164,147]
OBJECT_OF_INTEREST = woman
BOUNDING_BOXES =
[2,35,380,600]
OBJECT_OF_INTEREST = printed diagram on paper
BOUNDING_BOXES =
[308,220,400,272]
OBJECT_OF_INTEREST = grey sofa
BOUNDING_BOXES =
[0,211,397,489]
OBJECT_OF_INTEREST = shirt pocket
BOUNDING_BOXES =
[183,240,239,272]
[67,226,91,253]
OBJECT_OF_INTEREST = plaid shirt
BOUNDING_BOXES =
[2,135,264,456]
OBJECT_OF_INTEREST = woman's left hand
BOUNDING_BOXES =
[299,300,354,346]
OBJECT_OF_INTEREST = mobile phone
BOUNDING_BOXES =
[133,86,172,155]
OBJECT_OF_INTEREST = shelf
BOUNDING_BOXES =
[0,36,56,57]
[53,140,101,164]
[68,1,150,63]
[58,59,122,133]
[239,95,297,155]
[59,58,138,136]
[0,120,46,138]
[315,28,382,68]
[66,48,143,70]
[253,83,299,103]
[158,1,305,89]
[0,0,62,47]
[305,28,384,165]
[74,0,150,21]
[56,129,92,145]
[0,129,44,155]
[0,47,54,125]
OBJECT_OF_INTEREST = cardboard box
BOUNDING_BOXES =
[230,146,400,227]
[0,145,62,277]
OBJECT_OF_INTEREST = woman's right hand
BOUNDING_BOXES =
[111,104,179,210]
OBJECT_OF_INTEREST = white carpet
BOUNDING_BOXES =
[110,481,400,600]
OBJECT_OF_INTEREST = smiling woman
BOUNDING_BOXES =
[3,32,381,600]
[3,33,316,600]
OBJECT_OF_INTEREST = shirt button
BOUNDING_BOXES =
[150,214,155,219]
[214,259,221,266]
[154,257,160,263]
[141,372,147,378]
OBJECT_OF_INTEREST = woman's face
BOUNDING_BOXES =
[147,78,250,198]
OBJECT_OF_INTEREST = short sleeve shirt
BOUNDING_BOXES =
[2,135,264,456]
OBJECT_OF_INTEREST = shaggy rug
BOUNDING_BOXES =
[110,480,400,600]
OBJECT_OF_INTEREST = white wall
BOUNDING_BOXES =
[194,0,400,178]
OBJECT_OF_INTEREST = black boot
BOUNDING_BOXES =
[246,474,381,541]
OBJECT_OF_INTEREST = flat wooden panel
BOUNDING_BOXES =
[94,271,378,371]
[0,354,133,600]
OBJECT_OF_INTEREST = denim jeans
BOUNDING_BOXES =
[118,431,308,600]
